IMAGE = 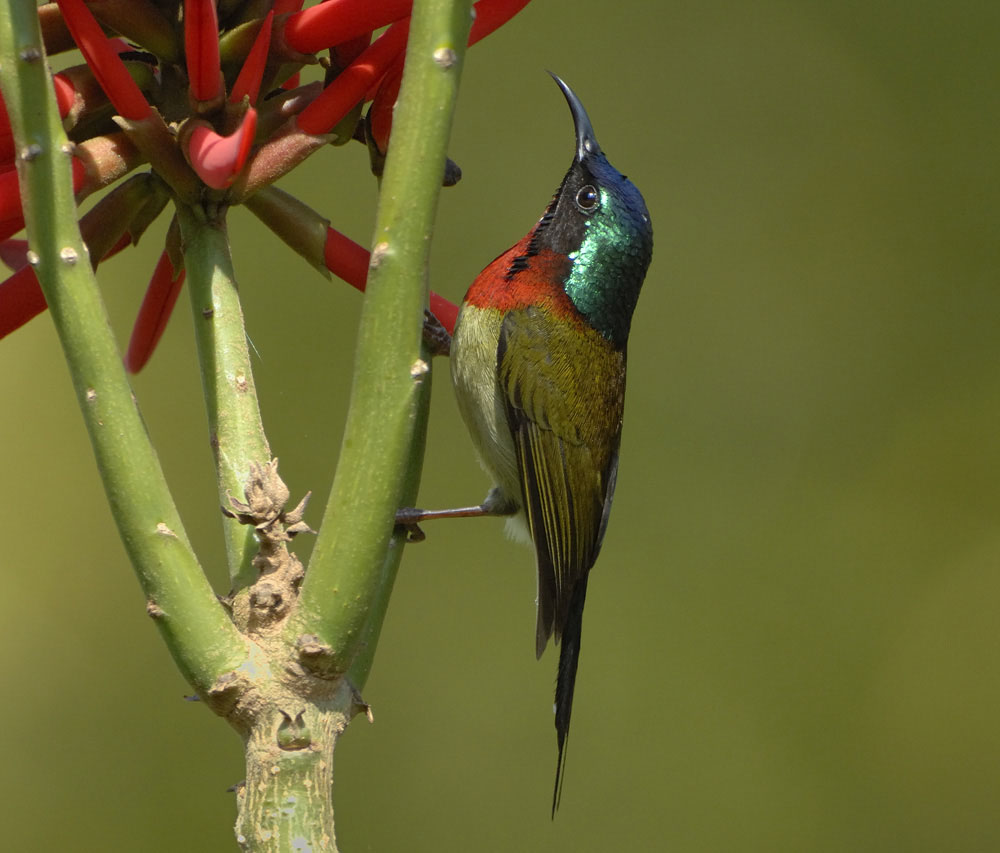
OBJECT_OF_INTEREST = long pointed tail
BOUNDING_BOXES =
[552,574,589,817]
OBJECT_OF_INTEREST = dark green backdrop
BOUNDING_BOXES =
[4,1,1000,850]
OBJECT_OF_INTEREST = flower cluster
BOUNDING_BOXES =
[0,0,529,369]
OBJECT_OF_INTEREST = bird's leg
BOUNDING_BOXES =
[396,489,517,543]
[395,505,493,543]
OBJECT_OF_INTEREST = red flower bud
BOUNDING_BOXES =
[296,21,408,136]
[0,159,87,243]
[186,109,258,189]
[54,0,152,120]
[285,0,411,55]
[469,0,532,45]
[367,58,403,156]
[323,227,458,334]
[0,266,46,340]
[185,0,224,106]
[230,12,274,106]
[125,250,186,373]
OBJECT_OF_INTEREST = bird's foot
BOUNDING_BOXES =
[395,501,511,543]
[395,507,427,543]
[422,309,452,356]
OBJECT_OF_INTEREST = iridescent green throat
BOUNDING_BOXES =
[563,169,653,350]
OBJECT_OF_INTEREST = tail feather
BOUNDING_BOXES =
[551,574,589,817]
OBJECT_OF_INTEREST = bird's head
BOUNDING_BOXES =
[531,73,653,348]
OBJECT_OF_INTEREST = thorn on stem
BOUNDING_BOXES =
[349,682,375,723]
[432,47,457,69]
[410,358,429,380]
[370,241,390,268]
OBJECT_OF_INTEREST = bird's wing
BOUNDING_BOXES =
[497,304,625,657]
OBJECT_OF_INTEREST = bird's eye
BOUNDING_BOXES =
[575,185,599,211]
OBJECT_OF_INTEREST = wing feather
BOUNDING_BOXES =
[497,304,625,656]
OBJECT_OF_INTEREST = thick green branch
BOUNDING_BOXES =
[0,1,246,692]
[344,366,432,691]
[287,0,474,677]
[177,204,271,590]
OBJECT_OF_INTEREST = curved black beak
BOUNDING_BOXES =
[548,71,602,162]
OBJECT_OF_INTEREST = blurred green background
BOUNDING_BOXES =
[4,1,1000,850]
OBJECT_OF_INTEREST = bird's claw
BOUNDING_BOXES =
[395,507,426,543]
[422,309,451,357]
[400,523,425,543]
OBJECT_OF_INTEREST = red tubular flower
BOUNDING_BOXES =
[468,0,532,45]
[284,0,411,56]
[4,0,528,359]
[54,0,152,120]
[185,0,224,105]
[0,135,16,168]
[1,72,76,164]
[365,0,531,155]
[0,239,29,270]
[429,292,459,335]
[0,266,47,340]
[0,159,88,243]
[186,108,258,189]
[52,73,77,117]
[86,0,181,64]
[323,227,369,290]
[323,227,458,334]
[331,32,373,70]
[296,21,408,136]
[125,250,186,373]
[367,57,403,155]
[230,12,274,106]
[0,230,134,340]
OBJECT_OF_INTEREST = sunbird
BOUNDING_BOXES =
[399,73,653,814]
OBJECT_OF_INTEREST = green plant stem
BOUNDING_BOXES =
[344,366,431,690]
[286,0,474,678]
[0,1,246,693]
[177,204,271,590]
